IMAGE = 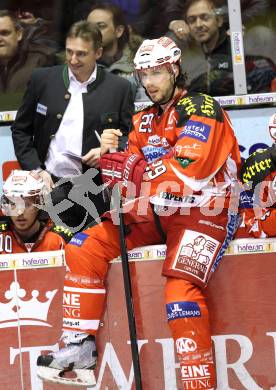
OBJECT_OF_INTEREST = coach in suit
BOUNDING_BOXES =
[11,20,134,231]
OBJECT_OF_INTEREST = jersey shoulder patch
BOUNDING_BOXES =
[50,225,74,243]
[240,147,276,187]
[176,93,223,125]
[69,232,89,247]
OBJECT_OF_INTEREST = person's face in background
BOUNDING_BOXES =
[65,37,102,82]
[87,9,124,52]
[185,0,223,50]
[0,16,22,63]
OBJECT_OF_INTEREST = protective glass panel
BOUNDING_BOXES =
[242,0,276,94]
[176,2,234,96]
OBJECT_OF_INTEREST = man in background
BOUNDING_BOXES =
[0,10,56,94]
[168,0,276,96]
[87,3,148,101]
[11,20,134,231]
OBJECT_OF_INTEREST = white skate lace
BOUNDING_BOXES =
[61,330,89,345]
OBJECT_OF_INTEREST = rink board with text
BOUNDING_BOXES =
[0,240,276,389]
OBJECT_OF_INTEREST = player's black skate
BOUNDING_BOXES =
[36,332,97,387]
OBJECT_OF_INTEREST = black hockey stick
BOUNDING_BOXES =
[114,185,143,390]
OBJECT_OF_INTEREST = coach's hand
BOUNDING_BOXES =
[100,129,122,155]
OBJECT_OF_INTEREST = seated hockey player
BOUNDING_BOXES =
[238,113,276,238]
[0,169,72,253]
[36,37,241,389]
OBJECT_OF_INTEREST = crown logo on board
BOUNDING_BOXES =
[0,281,57,328]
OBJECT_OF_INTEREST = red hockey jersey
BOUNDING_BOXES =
[0,218,73,254]
[128,93,241,209]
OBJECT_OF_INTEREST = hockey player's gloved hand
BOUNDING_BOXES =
[99,152,147,197]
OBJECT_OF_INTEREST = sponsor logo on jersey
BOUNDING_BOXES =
[175,143,202,159]
[142,145,169,163]
[179,120,211,143]
[172,230,220,284]
[242,155,272,184]
[160,191,196,204]
[146,136,170,148]
[178,96,197,115]
[180,364,212,387]
[176,337,197,354]
[200,94,215,116]
[24,242,35,252]
[239,190,254,209]
[148,135,161,146]
[70,232,89,247]
[166,301,201,320]
[198,220,225,231]
[52,225,73,240]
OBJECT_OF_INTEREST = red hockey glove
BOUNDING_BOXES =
[99,152,147,197]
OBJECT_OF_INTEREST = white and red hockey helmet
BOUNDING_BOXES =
[3,170,46,199]
[268,113,276,141]
[1,170,48,215]
[134,37,181,70]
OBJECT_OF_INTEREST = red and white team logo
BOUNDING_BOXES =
[181,235,216,265]
[176,337,197,354]
[172,230,220,283]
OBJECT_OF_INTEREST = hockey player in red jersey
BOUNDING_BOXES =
[0,170,72,253]
[237,113,276,238]
[37,37,241,389]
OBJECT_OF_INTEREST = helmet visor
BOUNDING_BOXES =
[1,195,41,216]
[135,64,174,87]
